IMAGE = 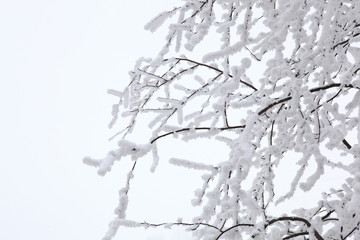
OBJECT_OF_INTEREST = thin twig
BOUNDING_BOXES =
[175,57,258,91]
[150,125,245,144]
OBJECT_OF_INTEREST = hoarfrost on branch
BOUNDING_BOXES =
[85,0,360,239]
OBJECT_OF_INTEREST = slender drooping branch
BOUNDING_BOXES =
[150,83,357,148]
[174,57,258,91]
[283,232,309,240]
[266,217,324,240]
[258,84,359,116]
[216,216,324,240]
[150,125,245,144]
[132,220,221,232]
[214,223,254,240]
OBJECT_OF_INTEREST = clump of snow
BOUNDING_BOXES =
[83,140,151,176]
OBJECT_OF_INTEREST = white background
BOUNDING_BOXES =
[0,1,350,240]
[0,1,191,239]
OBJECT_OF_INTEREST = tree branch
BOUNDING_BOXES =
[215,223,254,240]
[342,221,360,240]
[175,57,258,91]
[150,125,245,144]
[216,216,324,240]
[266,217,324,240]
[258,83,358,116]
[149,82,357,147]
[283,231,309,240]
[137,220,221,232]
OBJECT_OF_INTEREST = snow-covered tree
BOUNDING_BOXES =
[85,0,360,239]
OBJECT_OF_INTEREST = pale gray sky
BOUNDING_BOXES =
[0,1,186,239]
[0,1,349,240]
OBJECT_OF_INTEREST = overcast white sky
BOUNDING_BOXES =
[0,1,351,240]
[0,1,192,239]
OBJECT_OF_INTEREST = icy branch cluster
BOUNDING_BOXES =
[85,0,360,239]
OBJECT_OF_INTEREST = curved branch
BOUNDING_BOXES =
[138,220,221,232]
[150,125,245,144]
[215,223,254,240]
[216,216,324,240]
[150,82,357,147]
[258,83,359,116]
[283,232,309,240]
[343,221,360,240]
[321,210,335,221]
[257,96,291,116]
[309,83,358,93]
[256,83,359,149]
[266,217,324,240]
[149,82,357,147]
[267,216,312,227]
[175,57,258,91]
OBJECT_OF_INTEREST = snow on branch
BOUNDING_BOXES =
[83,140,151,176]
[86,0,360,239]
[169,158,217,171]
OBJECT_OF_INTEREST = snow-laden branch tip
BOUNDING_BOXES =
[169,158,217,171]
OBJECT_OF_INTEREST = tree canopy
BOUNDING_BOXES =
[85,0,360,239]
